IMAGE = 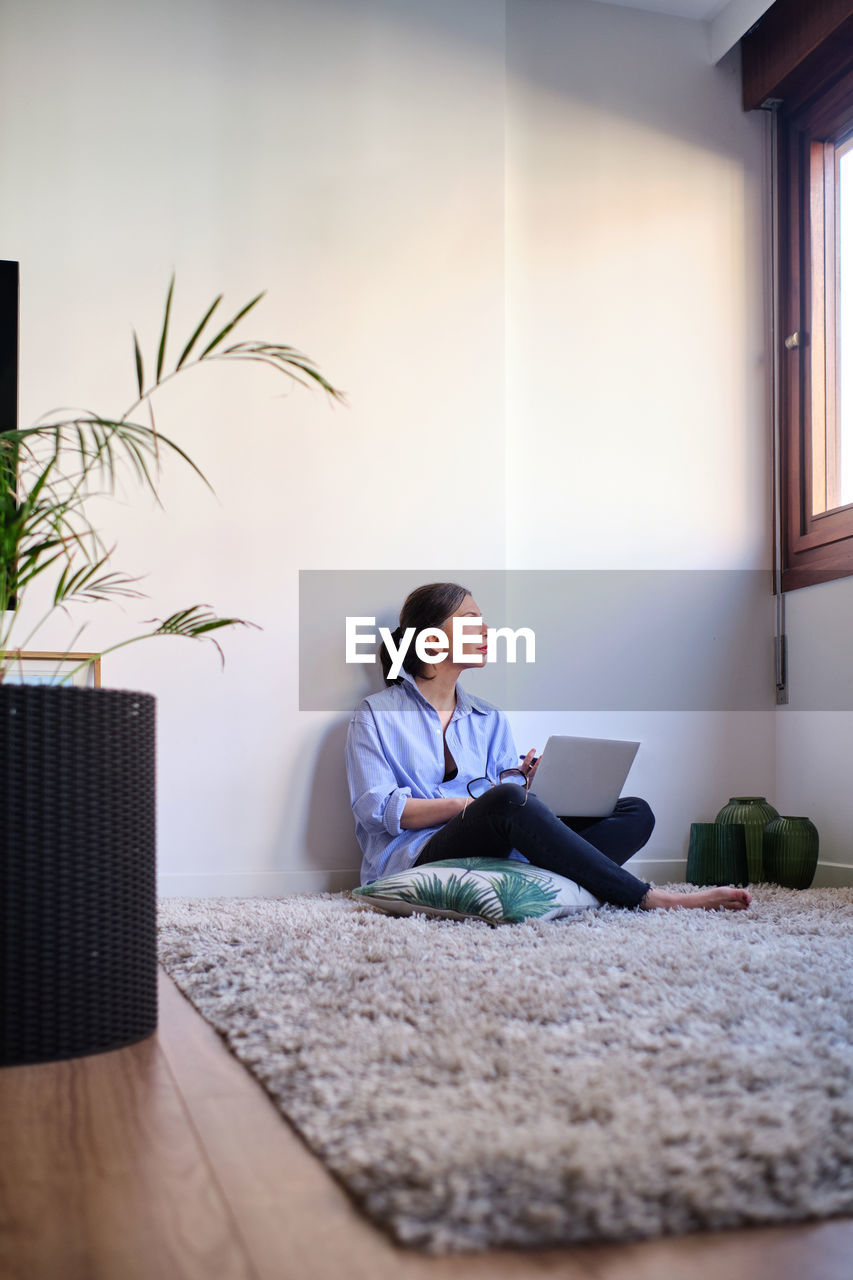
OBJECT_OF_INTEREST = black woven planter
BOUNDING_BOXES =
[1,685,157,1066]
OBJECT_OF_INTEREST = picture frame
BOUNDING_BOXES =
[1,651,102,688]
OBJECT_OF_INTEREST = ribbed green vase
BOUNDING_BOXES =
[763,816,819,889]
[715,796,779,884]
[686,823,749,887]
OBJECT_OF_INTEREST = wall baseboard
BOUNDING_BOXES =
[159,860,853,899]
[808,862,853,888]
[623,858,687,884]
[627,858,853,889]
[158,870,360,898]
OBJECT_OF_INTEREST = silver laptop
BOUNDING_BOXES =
[529,735,640,817]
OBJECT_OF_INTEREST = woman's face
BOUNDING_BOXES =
[441,593,488,667]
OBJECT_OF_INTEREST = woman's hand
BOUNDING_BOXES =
[519,748,539,781]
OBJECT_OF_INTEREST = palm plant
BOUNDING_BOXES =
[0,276,343,681]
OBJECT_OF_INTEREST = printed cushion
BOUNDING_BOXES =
[351,857,600,924]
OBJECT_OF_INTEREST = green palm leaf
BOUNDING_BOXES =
[133,331,144,399]
[215,341,345,402]
[408,873,496,917]
[488,871,559,922]
[53,555,143,606]
[141,606,259,667]
[199,292,265,357]
[156,273,175,383]
[175,294,223,369]
[358,870,500,920]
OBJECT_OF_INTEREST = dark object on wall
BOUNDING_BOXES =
[0,260,17,434]
[0,685,157,1066]
[0,261,19,612]
[763,815,820,888]
[686,822,749,887]
[715,796,780,882]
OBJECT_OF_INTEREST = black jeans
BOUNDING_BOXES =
[414,785,655,909]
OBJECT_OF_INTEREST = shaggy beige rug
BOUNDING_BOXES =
[157,887,853,1253]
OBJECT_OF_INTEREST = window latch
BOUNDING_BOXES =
[784,331,802,349]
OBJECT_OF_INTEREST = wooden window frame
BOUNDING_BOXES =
[779,65,853,590]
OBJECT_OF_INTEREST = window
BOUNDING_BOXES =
[742,1,853,589]
[779,64,853,589]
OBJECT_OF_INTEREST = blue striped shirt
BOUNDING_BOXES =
[345,669,524,885]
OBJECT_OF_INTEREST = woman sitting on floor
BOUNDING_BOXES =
[345,581,752,913]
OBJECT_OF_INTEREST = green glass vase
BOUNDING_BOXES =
[763,816,819,889]
[715,796,779,884]
[686,823,749,887]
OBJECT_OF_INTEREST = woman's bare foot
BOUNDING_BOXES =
[640,886,752,911]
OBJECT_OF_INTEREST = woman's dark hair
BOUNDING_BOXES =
[380,581,470,685]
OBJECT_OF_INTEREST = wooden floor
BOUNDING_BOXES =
[2,972,852,1280]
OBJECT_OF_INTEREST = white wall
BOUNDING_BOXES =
[1,0,777,894]
[1,0,507,893]
[504,0,773,882]
[710,0,775,65]
[776,576,853,883]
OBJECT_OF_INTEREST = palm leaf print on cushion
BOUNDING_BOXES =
[431,857,539,873]
[360,871,499,920]
[353,859,600,923]
[488,871,560,922]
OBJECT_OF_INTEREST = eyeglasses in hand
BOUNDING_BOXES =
[463,768,529,818]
